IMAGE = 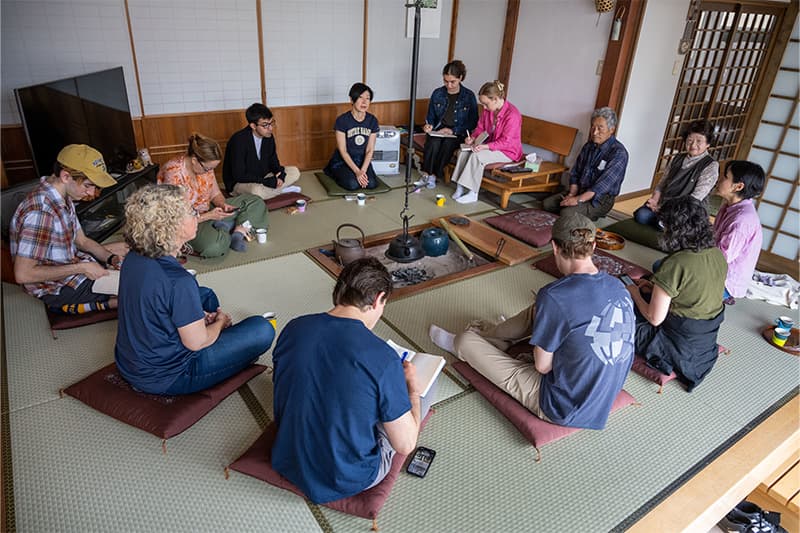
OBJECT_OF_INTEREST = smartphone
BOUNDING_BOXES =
[406,446,436,478]
[619,274,634,286]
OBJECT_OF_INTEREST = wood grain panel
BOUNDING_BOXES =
[1,126,36,187]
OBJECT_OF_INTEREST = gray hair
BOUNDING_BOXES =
[591,107,618,130]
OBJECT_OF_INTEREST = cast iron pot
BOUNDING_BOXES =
[420,227,450,257]
[333,223,366,266]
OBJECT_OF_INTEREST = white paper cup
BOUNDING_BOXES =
[256,228,267,244]
[296,199,307,213]
[186,269,197,277]
[357,193,366,206]
[262,312,277,330]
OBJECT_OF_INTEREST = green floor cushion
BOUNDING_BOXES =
[604,218,663,251]
[314,172,391,196]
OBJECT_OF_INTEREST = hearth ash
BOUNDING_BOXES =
[390,266,434,286]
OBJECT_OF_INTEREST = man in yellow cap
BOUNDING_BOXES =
[9,144,127,314]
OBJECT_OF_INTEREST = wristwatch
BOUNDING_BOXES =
[105,254,118,268]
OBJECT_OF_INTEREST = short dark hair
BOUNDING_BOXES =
[442,60,466,80]
[658,197,717,253]
[348,83,374,103]
[245,103,272,125]
[726,160,765,200]
[332,257,393,310]
[682,120,716,146]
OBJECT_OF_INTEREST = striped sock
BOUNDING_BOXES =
[57,301,108,314]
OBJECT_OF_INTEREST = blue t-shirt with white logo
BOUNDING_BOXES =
[530,272,634,429]
[328,111,380,169]
[271,313,411,504]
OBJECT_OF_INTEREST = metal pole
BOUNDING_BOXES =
[403,1,422,212]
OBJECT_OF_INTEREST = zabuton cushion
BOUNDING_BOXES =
[45,303,118,331]
[533,248,651,279]
[229,413,433,519]
[264,192,311,211]
[632,345,728,392]
[603,218,662,251]
[314,172,391,196]
[64,362,266,439]
[483,208,558,247]
[452,360,635,454]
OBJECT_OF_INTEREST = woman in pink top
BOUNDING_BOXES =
[713,160,765,304]
[450,80,522,204]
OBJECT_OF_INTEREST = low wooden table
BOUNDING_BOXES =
[482,162,566,209]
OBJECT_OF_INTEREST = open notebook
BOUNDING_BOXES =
[91,269,120,295]
[460,131,489,151]
[386,340,446,398]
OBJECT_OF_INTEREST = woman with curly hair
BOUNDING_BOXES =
[157,132,268,257]
[626,198,727,391]
[634,120,719,229]
[114,184,274,395]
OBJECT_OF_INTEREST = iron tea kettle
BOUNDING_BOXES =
[333,223,367,266]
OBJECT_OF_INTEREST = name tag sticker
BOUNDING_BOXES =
[598,160,607,171]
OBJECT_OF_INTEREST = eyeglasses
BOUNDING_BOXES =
[257,119,276,129]
[191,208,200,218]
[197,159,212,173]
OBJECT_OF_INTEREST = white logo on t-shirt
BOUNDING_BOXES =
[584,298,634,365]
[354,135,365,146]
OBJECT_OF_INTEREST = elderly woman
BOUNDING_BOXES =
[114,184,274,395]
[634,120,719,229]
[418,60,478,188]
[157,132,268,257]
[450,80,522,204]
[627,198,727,391]
[324,83,380,190]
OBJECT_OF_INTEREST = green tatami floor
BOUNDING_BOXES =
[2,171,798,532]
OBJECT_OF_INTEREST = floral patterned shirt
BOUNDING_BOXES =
[157,155,222,214]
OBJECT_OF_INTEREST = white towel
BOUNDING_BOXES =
[747,270,800,310]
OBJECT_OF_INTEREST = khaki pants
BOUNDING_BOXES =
[454,304,550,420]
[451,149,511,192]
[231,166,301,200]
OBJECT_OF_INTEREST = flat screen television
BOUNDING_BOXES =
[14,67,137,176]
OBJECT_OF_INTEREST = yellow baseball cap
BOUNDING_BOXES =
[56,144,117,188]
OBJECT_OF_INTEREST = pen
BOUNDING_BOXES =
[401,351,409,362]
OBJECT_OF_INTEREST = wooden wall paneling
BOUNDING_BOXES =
[497,0,520,90]
[139,110,246,165]
[0,126,35,187]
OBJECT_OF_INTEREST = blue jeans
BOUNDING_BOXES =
[165,288,275,394]
[634,204,662,229]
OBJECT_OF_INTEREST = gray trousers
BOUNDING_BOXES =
[541,191,615,221]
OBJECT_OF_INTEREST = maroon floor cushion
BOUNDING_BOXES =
[452,360,636,461]
[483,208,558,247]
[45,303,118,334]
[264,192,311,211]
[533,248,651,279]
[63,362,267,447]
[632,345,729,393]
[228,412,433,526]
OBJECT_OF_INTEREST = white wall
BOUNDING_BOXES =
[452,0,506,92]
[509,0,613,156]
[616,0,691,195]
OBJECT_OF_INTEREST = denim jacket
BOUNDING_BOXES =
[425,84,478,137]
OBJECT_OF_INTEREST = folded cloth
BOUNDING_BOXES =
[748,270,800,309]
[281,185,302,194]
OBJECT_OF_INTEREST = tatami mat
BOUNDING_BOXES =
[368,186,496,223]
[10,389,321,532]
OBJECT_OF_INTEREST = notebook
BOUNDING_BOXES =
[386,340,446,398]
[91,269,120,295]
[460,131,489,151]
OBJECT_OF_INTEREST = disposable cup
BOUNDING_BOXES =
[772,327,791,347]
[357,193,366,206]
[296,199,307,213]
[435,194,446,207]
[262,312,277,330]
[186,269,197,277]
[256,228,267,244]
[775,315,795,330]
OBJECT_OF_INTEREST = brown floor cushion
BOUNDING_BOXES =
[483,208,558,247]
[228,413,433,525]
[63,362,267,445]
[46,303,118,332]
[452,360,636,461]
[533,249,651,279]
[264,192,311,211]
[632,345,729,393]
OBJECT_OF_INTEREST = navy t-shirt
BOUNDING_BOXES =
[271,313,411,504]
[115,252,204,393]
[328,111,380,168]
[530,272,634,429]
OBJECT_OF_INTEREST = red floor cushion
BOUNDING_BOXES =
[483,208,559,247]
[45,303,118,332]
[533,248,651,279]
[632,345,729,393]
[452,360,636,461]
[228,413,433,523]
[264,192,311,211]
[63,362,267,443]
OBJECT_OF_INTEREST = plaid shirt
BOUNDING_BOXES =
[9,178,96,298]
[569,136,629,206]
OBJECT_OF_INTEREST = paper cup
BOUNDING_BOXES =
[772,327,791,347]
[357,193,366,206]
[296,199,307,213]
[186,269,197,277]
[256,228,267,244]
[775,315,795,330]
[435,194,446,207]
[262,312,277,330]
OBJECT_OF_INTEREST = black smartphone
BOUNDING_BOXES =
[406,446,436,478]
[619,274,634,286]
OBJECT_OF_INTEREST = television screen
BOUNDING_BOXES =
[14,67,137,176]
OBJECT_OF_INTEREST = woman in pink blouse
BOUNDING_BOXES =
[450,80,522,204]
[713,160,765,304]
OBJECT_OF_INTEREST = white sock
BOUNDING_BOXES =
[429,324,456,354]
[455,190,479,204]
[452,184,465,199]
[282,185,302,194]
